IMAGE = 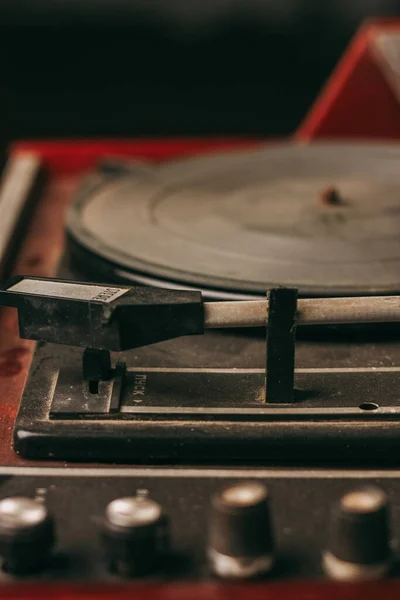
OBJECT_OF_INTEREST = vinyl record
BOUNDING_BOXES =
[67,142,400,298]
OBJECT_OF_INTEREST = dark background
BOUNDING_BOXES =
[0,0,399,147]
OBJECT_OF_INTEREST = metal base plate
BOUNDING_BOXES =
[14,332,400,463]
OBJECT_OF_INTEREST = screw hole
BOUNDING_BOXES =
[359,402,379,411]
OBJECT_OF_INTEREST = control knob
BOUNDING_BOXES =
[323,486,391,581]
[102,490,169,576]
[0,497,54,575]
[208,482,275,579]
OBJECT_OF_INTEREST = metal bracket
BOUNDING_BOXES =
[265,288,298,404]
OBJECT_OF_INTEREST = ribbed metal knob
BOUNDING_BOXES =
[208,482,274,579]
[323,486,391,581]
[102,490,169,576]
[0,497,54,574]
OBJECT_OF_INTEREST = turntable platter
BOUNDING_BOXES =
[67,143,400,298]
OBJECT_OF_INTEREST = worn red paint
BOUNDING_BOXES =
[0,581,399,600]
[0,308,18,333]
[11,139,261,177]
[0,347,29,376]
[24,254,43,268]
[0,360,22,377]
[1,347,29,361]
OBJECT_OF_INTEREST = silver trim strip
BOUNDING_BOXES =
[0,153,41,274]
[127,366,400,374]
[1,467,400,478]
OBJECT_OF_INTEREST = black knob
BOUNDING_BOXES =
[208,482,274,579]
[102,490,169,576]
[323,486,391,581]
[0,497,54,575]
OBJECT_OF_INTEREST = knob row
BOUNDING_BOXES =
[0,484,392,581]
[210,483,392,581]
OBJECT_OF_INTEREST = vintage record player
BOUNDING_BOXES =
[1,18,400,599]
